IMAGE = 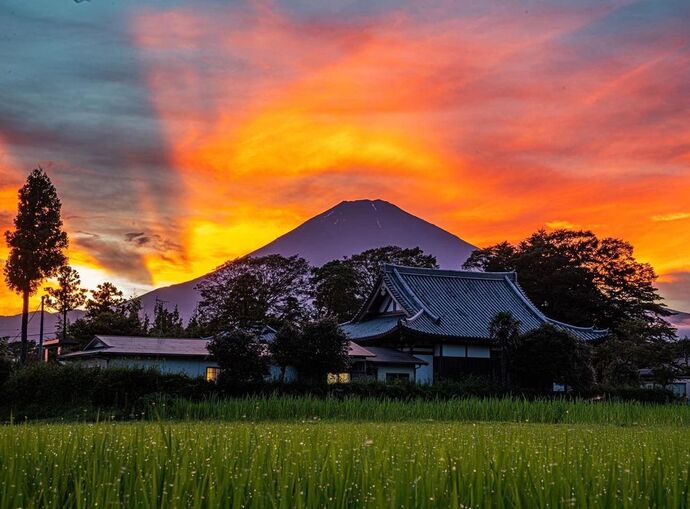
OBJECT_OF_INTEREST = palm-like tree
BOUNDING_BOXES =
[489,312,521,389]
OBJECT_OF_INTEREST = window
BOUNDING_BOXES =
[206,367,221,382]
[385,372,410,383]
[327,373,351,384]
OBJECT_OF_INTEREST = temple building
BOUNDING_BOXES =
[341,265,608,384]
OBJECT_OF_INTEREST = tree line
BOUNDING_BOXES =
[2,167,686,390]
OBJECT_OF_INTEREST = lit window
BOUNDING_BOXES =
[206,367,221,382]
[327,373,351,384]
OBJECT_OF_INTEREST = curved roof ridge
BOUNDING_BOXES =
[390,267,441,323]
[506,279,608,337]
[383,264,517,281]
[504,277,551,323]
[546,317,608,334]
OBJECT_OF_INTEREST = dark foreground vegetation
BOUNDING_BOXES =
[0,363,680,423]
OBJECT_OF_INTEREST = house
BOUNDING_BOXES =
[341,264,608,384]
[60,265,606,385]
[60,333,426,383]
[60,335,219,380]
[339,342,427,383]
[639,359,690,401]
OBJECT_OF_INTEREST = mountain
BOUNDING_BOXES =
[251,199,476,267]
[2,199,689,337]
[0,310,85,343]
[668,310,690,339]
[136,199,477,320]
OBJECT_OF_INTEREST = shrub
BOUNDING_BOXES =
[0,363,215,419]
[208,329,269,389]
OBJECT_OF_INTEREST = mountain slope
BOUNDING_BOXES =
[0,310,84,343]
[136,199,477,320]
[250,199,475,267]
[668,310,690,339]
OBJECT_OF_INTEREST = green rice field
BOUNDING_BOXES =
[3,398,690,508]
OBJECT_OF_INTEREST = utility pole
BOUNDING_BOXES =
[38,295,45,362]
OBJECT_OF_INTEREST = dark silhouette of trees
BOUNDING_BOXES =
[45,265,86,342]
[287,317,350,384]
[151,300,185,337]
[312,246,438,321]
[350,246,438,293]
[208,328,269,388]
[269,323,301,384]
[489,312,521,389]
[195,254,312,332]
[464,229,674,338]
[511,324,594,392]
[4,168,68,364]
[0,338,12,385]
[312,260,360,322]
[69,282,147,347]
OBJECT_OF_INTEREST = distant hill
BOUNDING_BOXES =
[135,199,477,320]
[0,309,84,343]
[2,199,689,336]
[668,310,690,339]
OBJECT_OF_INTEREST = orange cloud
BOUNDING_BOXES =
[1,2,689,315]
[129,3,690,298]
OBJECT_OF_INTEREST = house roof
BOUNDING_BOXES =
[362,347,427,365]
[60,335,211,359]
[344,265,608,342]
[348,341,376,358]
[59,335,422,367]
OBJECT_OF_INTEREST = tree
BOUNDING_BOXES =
[196,255,312,332]
[85,282,125,316]
[151,300,185,337]
[312,260,361,321]
[289,317,350,384]
[463,229,673,339]
[207,328,269,388]
[269,323,300,384]
[0,338,13,385]
[594,318,678,386]
[489,312,521,389]
[4,168,68,364]
[69,283,147,347]
[312,246,438,321]
[44,265,86,341]
[511,324,594,392]
[350,246,439,296]
[183,307,208,338]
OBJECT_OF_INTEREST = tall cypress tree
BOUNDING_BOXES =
[4,168,68,364]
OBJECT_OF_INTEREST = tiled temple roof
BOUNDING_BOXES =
[343,265,608,342]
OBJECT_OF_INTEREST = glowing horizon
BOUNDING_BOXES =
[0,0,689,315]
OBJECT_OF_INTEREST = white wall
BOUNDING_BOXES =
[440,345,466,357]
[467,345,491,358]
[431,344,492,359]
[415,355,433,384]
[376,365,416,383]
[104,357,214,378]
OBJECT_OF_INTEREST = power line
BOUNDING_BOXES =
[1,331,58,340]
[8,300,45,342]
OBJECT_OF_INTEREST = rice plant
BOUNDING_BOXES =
[2,420,690,508]
[152,394,690,427]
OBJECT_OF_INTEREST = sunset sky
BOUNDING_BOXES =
[0,0,689,316]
